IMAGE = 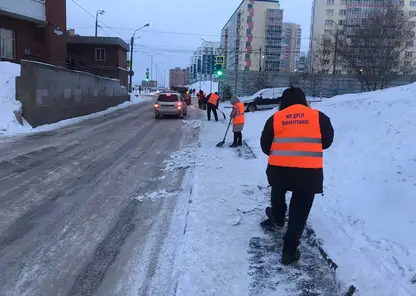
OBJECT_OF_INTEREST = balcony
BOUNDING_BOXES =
[0,0,46,23]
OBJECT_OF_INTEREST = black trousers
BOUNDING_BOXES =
[271,186,315,252]
[207,103,218,121]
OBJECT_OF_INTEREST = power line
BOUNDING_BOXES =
[70,0,126,38]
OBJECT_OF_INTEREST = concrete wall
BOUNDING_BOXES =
[16,60,129,127]
[219,68,416,98]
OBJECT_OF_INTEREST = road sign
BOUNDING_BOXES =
[216,56,225,65]
[129,70,135,76]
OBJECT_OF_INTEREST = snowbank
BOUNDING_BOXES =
[175,83,416,295]
[189,80,218,93]
[0,89,150,138]
[0,62,23,133]
[311,83,416,296]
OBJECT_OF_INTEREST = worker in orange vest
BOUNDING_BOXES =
[229,95,245,147]
[206,92,220,121]
[260,87,334,265]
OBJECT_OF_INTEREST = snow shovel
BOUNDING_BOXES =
[216,119,232,147]
[217,108,227,120]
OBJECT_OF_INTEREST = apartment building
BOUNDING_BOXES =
[190,40,220,83]
[221,0,283,71]
[281,22,302,72]
[169,67,190,88]
[309,0,416,74]
[0,0,67,64]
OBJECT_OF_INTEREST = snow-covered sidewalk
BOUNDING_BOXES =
[173,84,416,296]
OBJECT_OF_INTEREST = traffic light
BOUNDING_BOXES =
[215,64,223,76]
[145,71,150,81]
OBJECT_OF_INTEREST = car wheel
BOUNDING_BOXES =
[248,104,257,112]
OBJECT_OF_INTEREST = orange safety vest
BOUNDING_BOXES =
[232,101,245,124]
[268,104,323,169]
[208,93,219,105]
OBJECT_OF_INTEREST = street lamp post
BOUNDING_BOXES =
[129,23,150,93]
[95,10,105,37]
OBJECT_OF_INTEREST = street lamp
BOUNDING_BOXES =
[129,23,150,93]
[95,10,105,37]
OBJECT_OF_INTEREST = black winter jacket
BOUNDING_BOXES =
[260,110,334,193]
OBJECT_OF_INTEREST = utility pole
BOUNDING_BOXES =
[333,31,338,75]
[129,36,134,92]
[95,10,105,37]
[259,47,262,71]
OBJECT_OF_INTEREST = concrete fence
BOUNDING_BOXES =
[16,60,129,127]
[218,69,416,98]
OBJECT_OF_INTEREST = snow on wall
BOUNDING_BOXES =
[0,62,24,133]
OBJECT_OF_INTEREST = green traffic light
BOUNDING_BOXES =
[216,70,223,76]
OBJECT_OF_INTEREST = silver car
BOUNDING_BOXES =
[154,92,187,119]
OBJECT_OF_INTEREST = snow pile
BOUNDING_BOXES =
[175,83,416,295]
[0,62,24,133]
[181,119,203,129]
[162,147,196,171]
[189,80,218,93]
[134,189,181,202]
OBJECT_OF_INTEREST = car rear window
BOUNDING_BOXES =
[158,94,179,102]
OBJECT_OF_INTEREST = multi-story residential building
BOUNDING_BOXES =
[221,0,283,72]
[309,0,416,74]
[298,53,307,72]
[169,67,190,88]
[281,23,302,72]
[0,0,67,64]
[190,40,220,83]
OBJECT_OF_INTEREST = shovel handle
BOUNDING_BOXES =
[223,119,232,141]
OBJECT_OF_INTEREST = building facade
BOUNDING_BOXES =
[280,23,301,72]
[190,40,221,83]
[67,36,129,86]
[221,0,283,71]
[169,67,190,88]
[0,0,67,64]
[309,0,416,74]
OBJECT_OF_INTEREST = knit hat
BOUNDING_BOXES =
[279,87,308,110]
[229,95,240,105]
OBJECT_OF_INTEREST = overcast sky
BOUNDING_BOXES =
[67,0,312,85]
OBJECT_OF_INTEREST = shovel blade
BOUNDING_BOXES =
[216,141,225,147]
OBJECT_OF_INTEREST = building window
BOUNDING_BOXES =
[326,9,334,15]
[95,48,106,61]
[339,9,347,16]
[327,0,334,4]
[340,0,346,4]
[411,1,416,7]
[409,11,416,17]
[0,28,15,59]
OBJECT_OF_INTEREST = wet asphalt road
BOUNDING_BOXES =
[0,98,201,296]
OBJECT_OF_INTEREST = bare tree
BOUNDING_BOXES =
[303,36,334,96]
[336,2,416,91]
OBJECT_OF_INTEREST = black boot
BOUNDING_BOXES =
[237,132,243,146]
[229,132,238,147]
[262,207,285,227]
[281,249,301,265]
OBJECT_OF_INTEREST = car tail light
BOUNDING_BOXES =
[154,103,159,108]
[177,101,182,109]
